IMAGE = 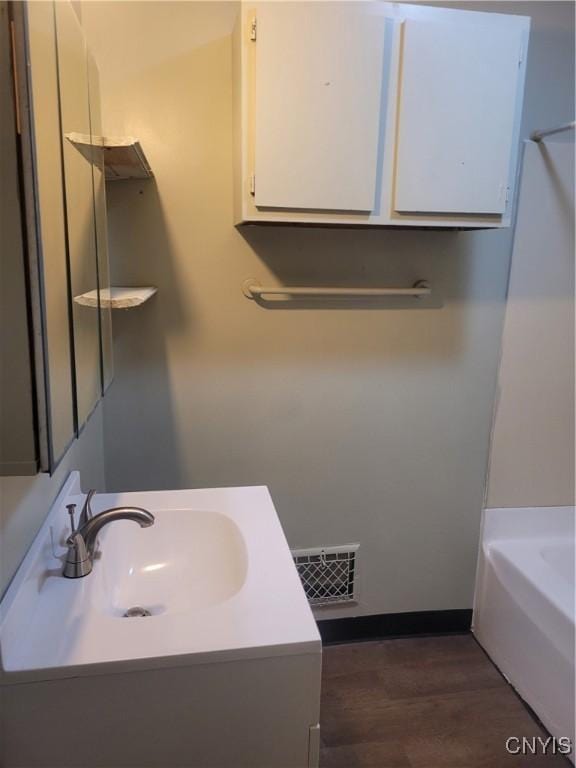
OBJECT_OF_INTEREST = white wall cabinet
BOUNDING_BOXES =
[233,2,530,228]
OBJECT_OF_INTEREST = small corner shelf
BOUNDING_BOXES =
[74,287,157,310]
[65,133,153,181]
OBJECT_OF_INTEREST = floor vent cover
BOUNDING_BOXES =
[292,545,359,607]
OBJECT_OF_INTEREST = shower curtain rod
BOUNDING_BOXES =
[530,120,575,143]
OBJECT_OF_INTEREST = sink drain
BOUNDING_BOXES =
[123,606,152,618]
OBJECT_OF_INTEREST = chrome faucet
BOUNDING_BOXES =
[63,495,155,579]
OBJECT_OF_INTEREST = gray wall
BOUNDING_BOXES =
[82,1,574,617]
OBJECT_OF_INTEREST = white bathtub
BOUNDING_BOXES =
[474,506,575,756]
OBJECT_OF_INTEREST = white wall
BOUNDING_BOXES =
[486,140,574,508]
[81,1,574,617]
[0,405,106,597]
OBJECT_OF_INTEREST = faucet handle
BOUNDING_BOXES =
[66,503,77,535]
[79,489,96,528]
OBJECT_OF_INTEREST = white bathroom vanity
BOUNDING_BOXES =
[0,473,322,768]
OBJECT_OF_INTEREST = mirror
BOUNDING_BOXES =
[15,0,77,469]
[87,52,114,393]
[0,0,38,475]
[1,0,113,475]
[55,0,103,428]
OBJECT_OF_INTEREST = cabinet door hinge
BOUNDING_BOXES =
[250,174,256,196]
[499,183,510,208]
[518,43,524,66]
[250,17,257,41]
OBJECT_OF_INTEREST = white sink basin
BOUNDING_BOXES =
[0,473,319,681]
[100,509,248,617]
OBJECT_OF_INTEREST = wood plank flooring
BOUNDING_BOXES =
[320,635,571,767]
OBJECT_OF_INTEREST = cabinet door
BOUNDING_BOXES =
[25,0,77,467]
[1,1,38,474]
[254,2,385,212]
[394,18,524,215]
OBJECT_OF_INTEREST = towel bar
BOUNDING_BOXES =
[242,279,431,300]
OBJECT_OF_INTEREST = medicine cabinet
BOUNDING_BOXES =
[1,1,112,474]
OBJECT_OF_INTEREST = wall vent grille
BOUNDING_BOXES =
[292,544,359,607]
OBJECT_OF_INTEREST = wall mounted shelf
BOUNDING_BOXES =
[74,287,157,309]
[65,133,153,180]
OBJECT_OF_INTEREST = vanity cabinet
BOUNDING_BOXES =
[233,2,530,228]
[1,1,112,474]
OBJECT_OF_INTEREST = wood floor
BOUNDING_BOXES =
[320,635,571,767]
